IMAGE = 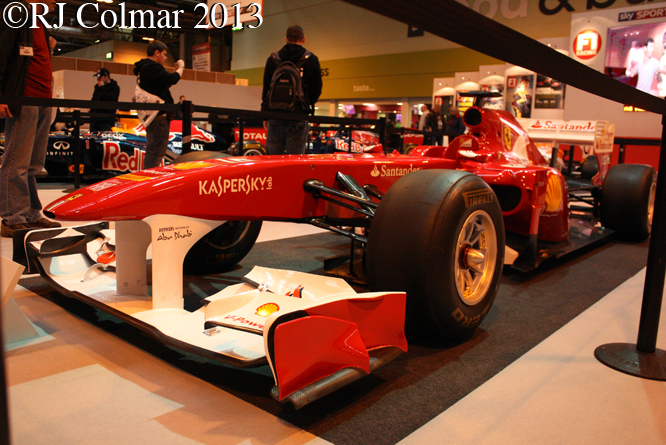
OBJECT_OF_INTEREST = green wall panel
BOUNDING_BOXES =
[232,47,502,99]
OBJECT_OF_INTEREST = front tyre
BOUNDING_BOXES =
[172,151,262,273]
[183,220,262,274]
[366,170,504,341]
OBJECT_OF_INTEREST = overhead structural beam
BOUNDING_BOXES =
[341,0,666,115]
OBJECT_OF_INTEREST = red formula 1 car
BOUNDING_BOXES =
[15,93,656,407]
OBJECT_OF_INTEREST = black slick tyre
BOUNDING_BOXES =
[183,220,262,274]
[172,151,262,273]
[600,164,656,241]
[242,141,266,156]
[366,169,505,341]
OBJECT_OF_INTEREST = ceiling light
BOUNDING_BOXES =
[142,37,154,41]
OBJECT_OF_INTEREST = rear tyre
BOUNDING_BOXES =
[242,141,266,156]
[579,155,598,180]
[366,170,505,341]
[172,150,228,163]
[172,151,262,273]
[600,164,656,241]
[403,143,417,155]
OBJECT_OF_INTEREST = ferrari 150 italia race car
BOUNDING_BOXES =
[13,92,656,407]
[42,117,225,176]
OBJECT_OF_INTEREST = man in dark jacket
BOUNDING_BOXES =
[0,0,61,237]
[447,106,466,141]
[90,67,120,132]
[262,25,322,155]
[133,40,184,168]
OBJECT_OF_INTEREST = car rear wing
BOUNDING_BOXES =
[517,118,615,184]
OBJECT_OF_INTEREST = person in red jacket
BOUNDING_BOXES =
[0,0,61,237]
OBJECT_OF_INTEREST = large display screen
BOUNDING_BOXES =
[605,21,666,97]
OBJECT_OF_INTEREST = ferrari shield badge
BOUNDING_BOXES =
[503,126,512,150]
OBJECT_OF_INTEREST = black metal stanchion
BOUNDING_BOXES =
[594,116,666,380]
[64,109,81,193]
[378,116,387,152]
[238,117,244,150]
[181,100,193,155]
[618,142,626,164]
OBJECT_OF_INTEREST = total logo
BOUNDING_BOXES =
[573,29,602,60]
[235,129,266,141]
[199,175,273,196]
[371,164,421,178]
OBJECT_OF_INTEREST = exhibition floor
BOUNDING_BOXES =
[2,184,665,445]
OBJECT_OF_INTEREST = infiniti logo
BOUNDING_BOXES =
[52,141,70,150]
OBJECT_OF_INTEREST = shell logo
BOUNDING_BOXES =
[255,303,280,317]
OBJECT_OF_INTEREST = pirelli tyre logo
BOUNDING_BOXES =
[463,189,493,207]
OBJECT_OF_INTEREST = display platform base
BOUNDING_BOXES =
[594,343,666,381]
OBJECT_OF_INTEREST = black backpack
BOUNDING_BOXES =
[267,51,312,112]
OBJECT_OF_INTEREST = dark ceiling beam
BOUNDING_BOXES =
[341,0,666,115]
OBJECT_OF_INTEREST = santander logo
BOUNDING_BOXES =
[573,29,602,60]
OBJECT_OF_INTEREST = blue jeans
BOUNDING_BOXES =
[1,106,52,224]
[266,119,309,155]
[144,114,170,169]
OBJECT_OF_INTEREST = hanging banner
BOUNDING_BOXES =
[192,42,211,72]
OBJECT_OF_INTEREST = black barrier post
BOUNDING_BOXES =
[378,116,387,152]
[238,117,245,153]
[594,117,666,380]
[71,109,81,190]
[618,142,626,164]
[181,100,193,155]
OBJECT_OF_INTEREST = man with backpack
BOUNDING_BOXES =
[262,25,322,155]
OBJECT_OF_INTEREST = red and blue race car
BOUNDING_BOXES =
[42,117,225,176]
